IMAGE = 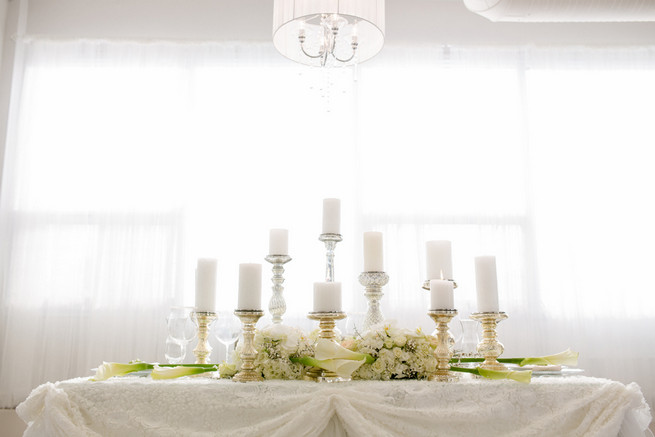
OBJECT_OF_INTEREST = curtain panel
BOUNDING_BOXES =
[0,39,654,409]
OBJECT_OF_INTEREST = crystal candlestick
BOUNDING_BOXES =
[192,311,217,364]
[469,311,508,371]
[304,311,347,382]
[428,309,458,382]
[264,254,292,324]
[319,233,342,282]
[358,271,389,331]
[232,310,264,382]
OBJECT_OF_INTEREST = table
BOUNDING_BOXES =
[17,376,652,437]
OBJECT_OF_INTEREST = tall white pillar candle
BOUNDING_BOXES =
[430,279,454,310]
[237,263,262,310]
[426,240,453,280]
[313,282,342,312]
[363,231,384,272]
[322,198,341,234]
[475,256,500,312]
[269,228,289,255]
[195,258,217,312]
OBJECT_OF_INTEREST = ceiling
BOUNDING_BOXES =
[24,0,655,46]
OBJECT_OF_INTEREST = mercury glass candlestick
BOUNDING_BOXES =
[192,311,217,364]
[264,254,292,324]
[358,271,389,330]
[428,309,459,382]
[233,310,264,382]
[469,311,508,371]
[305,311,347,382]
[319,233,343,282]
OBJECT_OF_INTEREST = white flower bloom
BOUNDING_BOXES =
[315,338,369,361]
[91,361,150,381]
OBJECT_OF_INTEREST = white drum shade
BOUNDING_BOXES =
[273,0,385,67]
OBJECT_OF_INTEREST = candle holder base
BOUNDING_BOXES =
[470,311,508,371]
[319,233,342,282]
[265,254,292,324]
[233,310,264,383]
[305,311,347,382]
[358,271,389,331]
[192,311,217,364]
[428,309,458,383]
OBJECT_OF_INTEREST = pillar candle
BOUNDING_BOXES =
[322,198,341,234]
[237,263,262,310]
[313,282,342,312]
[430,279,454,310]
[195,258,217,312]
[475,256,499,312]
[269,228,289,255]
[363,231,384,272]
[426,240,453,280]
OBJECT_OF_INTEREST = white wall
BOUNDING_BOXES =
[23,0,655,45]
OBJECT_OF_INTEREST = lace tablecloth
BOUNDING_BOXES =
[17,376,652,437]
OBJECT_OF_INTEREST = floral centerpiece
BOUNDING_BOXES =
[223,324,314,380]
[342,322,438,380]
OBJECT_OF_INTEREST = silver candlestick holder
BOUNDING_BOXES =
[319,233,342,282]
[469,311,508,371]
[264,254,292,324]
[358,271,389,331]
[233,309,264,382]
[428,309,458,382]
[192,311,217,364]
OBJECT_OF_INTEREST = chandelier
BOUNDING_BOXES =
[272,0,385,67]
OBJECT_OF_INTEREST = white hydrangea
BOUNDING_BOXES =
[232,324,313,380]
[345,322,438,380]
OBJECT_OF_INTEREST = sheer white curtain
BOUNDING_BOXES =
[0,39,653,411]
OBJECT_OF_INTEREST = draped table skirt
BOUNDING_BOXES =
[17,376,652,437]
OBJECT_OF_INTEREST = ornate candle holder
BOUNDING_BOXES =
[192,311,217,365]
[319,233,343,282]
[233,309,264,382]
[264,254,292,324]
[358,271,389,331]
[469,311,508,371]
[305,311,347,382]
[428,309,459,382]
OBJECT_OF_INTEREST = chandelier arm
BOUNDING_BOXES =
[300,43,325,59]
[332,42,358,63]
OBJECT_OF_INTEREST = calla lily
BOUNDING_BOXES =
[519,349,579,367]
[450,365,532,384]
[151,365,218,380]
[292,356,367,378]
[477,367,532,384]
[315,338,374,363]
[91,361,152,381]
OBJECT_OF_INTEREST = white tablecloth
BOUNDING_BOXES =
[17,376,652,437]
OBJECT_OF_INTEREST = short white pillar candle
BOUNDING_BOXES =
[430,279,454,310]
[237,263,262,310]
[313,282,342,312]
[475,256,499,313]
[426,240,453,280]
[363,231,384,272]
[322,198,341,234]
[269,228,289,255]
[195,258,217,312]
